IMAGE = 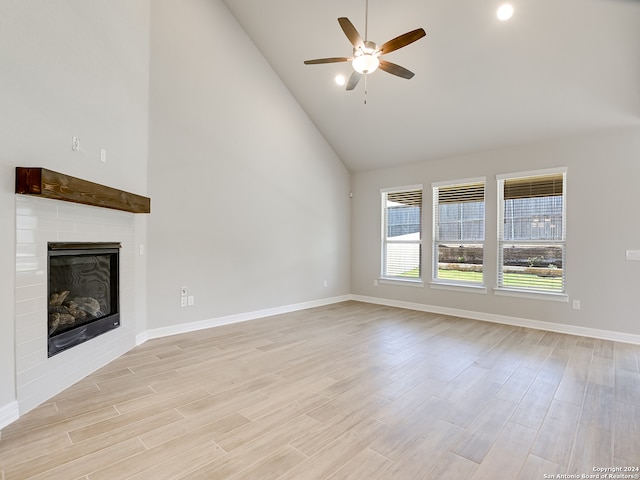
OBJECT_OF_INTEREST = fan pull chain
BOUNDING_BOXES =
[364,74,368,105]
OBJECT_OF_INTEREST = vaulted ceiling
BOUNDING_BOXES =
[222,0,640,172]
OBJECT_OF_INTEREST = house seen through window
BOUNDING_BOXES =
[381,187,422,280]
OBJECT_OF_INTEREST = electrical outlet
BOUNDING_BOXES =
[572,300,581,310]
[180,297,188,307]
[72,136,80,152]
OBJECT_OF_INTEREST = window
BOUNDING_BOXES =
[381,187,422,280]
[497,168,566,294]
[432,179,485,286]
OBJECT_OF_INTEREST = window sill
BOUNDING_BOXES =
[429,282,487,294]
[378,277,424,288]
[493,287,568,302]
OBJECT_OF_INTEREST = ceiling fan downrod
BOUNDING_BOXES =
[364,0,369,41]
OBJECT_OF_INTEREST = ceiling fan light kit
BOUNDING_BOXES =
[352,42,380,74]
[303,0,426,92]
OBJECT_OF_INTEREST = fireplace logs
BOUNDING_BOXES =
[48,292,104,336]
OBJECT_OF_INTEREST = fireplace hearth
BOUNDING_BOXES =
[47,242,121,356]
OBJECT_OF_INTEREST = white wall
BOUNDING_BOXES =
[352,127,640,338]
[146,0,351,329]
[0,0,150,421]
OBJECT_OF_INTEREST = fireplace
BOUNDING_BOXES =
[47,242,121,357]
[13,171,148,414]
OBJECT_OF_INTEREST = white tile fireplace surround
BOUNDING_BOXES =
[15,195,138,414]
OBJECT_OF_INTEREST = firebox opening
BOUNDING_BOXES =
[47,242,121,357]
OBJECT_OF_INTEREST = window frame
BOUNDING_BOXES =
[380,185,423,285]
[431,177,486,291]
[496,167,568,299]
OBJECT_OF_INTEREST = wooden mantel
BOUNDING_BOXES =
[15,167,151,214]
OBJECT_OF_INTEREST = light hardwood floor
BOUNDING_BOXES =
[1,301,639,479]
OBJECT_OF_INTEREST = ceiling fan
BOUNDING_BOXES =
[304,0,426,91]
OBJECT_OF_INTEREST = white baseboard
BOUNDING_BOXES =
[351,294,640,345]
[0,400,19,432]
[143,295,352,341]
[141,293,640,346]
[135,330,149,345]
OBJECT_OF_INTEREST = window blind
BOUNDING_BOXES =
[437,182,484,204]
[387,190,422,207]
[503,173,563,200]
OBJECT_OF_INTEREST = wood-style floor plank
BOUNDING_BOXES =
[567,424,612,476]
[1,301,639,479]
[326,448,392,480]
[529,399,581,467]
[469,421,537,480]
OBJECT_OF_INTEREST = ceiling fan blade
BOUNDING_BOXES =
[378,60,415,79]
[346,71,362,91]
[304,57,351,65]
[338,17,364,50]
[379,28,426,55]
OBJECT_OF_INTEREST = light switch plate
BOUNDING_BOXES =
[626,250,640,261]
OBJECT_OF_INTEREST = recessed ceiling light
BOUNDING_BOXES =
[497,3,514,21]
[335,75,346,86]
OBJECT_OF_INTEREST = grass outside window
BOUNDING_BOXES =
[401,268,563,291]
